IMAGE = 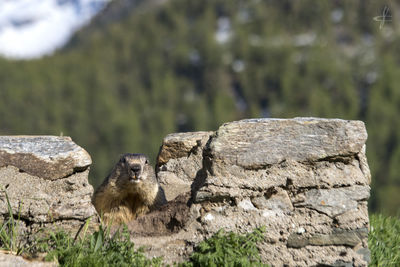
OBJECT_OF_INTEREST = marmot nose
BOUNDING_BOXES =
[131,165,141,176]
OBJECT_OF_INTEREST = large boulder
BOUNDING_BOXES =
[0,136,97,240]
[156,131,213,201]
[130,118,371,267]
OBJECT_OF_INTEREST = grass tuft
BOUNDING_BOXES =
[369,214,400,267]
[0,187,24,255]
[180,226,268,267]
[38,224,162,267]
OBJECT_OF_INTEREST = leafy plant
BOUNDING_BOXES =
[0,186,161,266]
[369,214,400,267]
[181,226,268,267]
[40,224,162,267]
[2,186,399,267]
[0,187,24,254]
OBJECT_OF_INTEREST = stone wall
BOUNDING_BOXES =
[134,118,371,266]
[0,136,97,239]
[0,118,371,266]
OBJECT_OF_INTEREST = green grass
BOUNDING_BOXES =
[0,217,267,267]
[0,186,269,266]
[36,224,162,267]
[181,226,268,267]
[36,225,267,267]
[369,214,400,267]
[0,187,24,254]
[0,188,162,266]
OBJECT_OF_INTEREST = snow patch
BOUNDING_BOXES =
[0,0,109,59]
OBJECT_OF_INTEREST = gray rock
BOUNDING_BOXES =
[311,159,369,188]
[252,188,293,211]
[287,228,368,248]
[0,166,96,223]
[139,118,371,266]
[356,247,371,263]
[237,198,257,211]
[0,118,369,267]
[318,260,353,267]
[0,136,97,241]
[156,131,212,201]
[0,136,91,180]
[209,118,367,168]
[334,202,369,228]
[157,131,212,166]
[157,118,372,265]
[295,185,370,217]
[157,171,192,201]
[0,251,56,267]
[357,144,371,184]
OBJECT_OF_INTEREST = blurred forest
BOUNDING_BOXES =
[0,0,399,215]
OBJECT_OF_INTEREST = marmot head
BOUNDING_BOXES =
[117,153,154,185]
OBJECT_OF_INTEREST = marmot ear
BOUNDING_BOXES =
[119,155,127,163]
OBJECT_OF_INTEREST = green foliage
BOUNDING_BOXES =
[39,224,162,267]
[369,214,400,267]
[1,211,400,266]
[0,192,161,267]
[181,226,268,267]
[0,187,24,254]
[0,206,268,267]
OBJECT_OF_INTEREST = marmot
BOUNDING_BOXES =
[92,153,167,224]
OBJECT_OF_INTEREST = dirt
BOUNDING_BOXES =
[124,192,192,236]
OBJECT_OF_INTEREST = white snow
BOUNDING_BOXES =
[215,17,232,44]
[0,0,109,59]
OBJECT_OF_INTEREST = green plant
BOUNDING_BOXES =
[369,214,400,267]
[181,226,268,267]
[0,187,24,255]
[3,186,400,267]
[40,224,162,267]
[0,186,161,266]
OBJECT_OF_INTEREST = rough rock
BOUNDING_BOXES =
[287,228,368,248]
[156,131,212,201]
[0,251,56,267]
[0,118,371,266]
[129,118,371,267]
[0,136,91,180]
[252,187,293,211]
[294,186,370,218]
[209,118,367,168]
[0,136,97,241]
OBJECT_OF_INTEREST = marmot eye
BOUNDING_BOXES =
[145,159,149,164]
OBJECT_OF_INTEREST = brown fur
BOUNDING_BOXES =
[92,153,167,224]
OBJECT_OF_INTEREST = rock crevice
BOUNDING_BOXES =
[140,118,371,266]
